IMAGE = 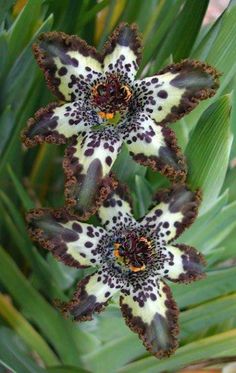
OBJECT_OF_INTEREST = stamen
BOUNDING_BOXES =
[98,111,114,120]
[121,85,132,102]
[114,242,121,257]
[113,236,152,273]
[130,264,146,272]
[91,76,132,119]
[139,237,151,247]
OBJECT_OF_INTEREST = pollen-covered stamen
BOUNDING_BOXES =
[113,234,153,272]
[92,75,132,118]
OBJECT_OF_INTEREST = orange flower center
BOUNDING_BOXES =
[92,75,132,120]
[113,236,152,272]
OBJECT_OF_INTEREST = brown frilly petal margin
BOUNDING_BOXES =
[157,59,221,125]
[33,31,102,101]
[169,244,206,284]
[64,140,119,220]
[21,102,67,147]
[153,185,202,241]
[65,173,118,221]
[26,208,88,268]
[103,22,143,66]
[131,124,187,183]
[120,282,179,358]
[59,274,109,322]
[100,181,133,212]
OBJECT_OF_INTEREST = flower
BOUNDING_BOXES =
[22,23,219,219]
[27,184,205,358]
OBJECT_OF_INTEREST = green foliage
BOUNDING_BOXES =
[0,0,236,372]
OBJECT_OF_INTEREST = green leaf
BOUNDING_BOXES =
[180,294,236,342]
[0,245,82,365]
[0,0,15,25]
[7,0,42,67]
[47,254,78,291]
[229,77,236,159]
[173,266,236,309]
[3,14,54,112]
[0,15,53,175]
[0,192,66,300]
[0,327,45,373]
[79,0,110,28]
[0,294,59,366]
[0,359,15,373]
[186,95,232,213]
[83,334,144,373]
[186,3,236,127]
[180,189,228,243]
[7,165,35,209]
[119,329,236,373]
[138,0,185,71]
[180,198,236,254]
[151,0,209,70]
[132,175,152,219]
[204,4,236,80]
[112,145,146,185]
[0,106,15,155]
[0,32,8,74]
[47,367,89,373]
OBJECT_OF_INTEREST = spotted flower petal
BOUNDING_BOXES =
[97,183,136,231]
[64,129,122,219]
[158,244,206,283]
[26,208,106,268]
[140,185,201,242]
[33,32,103,101]
[120,279,179,357]
[103,23,142,83]
[26,183,206,359]
[134,60,219,125]
[22,24,220,220]
[120,112,186,182]
[63,266,123,321]
[21,101,100,147]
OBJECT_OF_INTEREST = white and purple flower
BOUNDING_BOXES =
[22,23,219,218]
[27,184,205,358]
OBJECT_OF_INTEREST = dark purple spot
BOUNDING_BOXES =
[72,222,83,233]
[158,90,168,99]
[105,156,112,166]
[58,67,67,76]
[150,293,157,301]
[85,241,93,248]
[155,209,163,217]
[84,148,94,156]
[71,58,79,67]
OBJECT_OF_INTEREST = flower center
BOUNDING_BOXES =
[92,75,132,120]
[113,234,152,272]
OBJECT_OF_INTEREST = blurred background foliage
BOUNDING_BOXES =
[0,0,236,372]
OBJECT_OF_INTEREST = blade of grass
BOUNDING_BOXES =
[6,0,42,68]
[186,95,232,213]
[185,3,236,127]
[173,266,236,308]
[0,294,59,366]
[118,329,236,373]
[0,327,45,373]
[7,165,34,209]
[0,245,82,365]
[150,0,209,71]
[140,0,184,73]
